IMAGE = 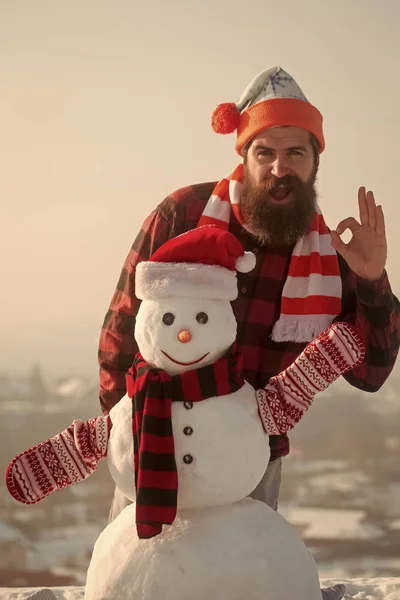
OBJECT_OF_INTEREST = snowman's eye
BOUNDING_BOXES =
[196,312,208,324]
[162,312,175,326]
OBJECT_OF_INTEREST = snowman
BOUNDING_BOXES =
[6,226,365,600]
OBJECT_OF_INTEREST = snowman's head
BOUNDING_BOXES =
[134,226,256,374]
[135,297,237,375]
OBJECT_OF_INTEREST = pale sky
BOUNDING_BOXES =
[1,0,399,378]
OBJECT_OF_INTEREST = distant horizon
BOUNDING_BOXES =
[1,358,400,395]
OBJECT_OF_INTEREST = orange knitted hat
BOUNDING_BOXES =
[211,66,325,156]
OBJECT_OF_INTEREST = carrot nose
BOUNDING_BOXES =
[178,330,192,343]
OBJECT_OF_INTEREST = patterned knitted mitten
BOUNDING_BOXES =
[257,322,365,435]
[6,415,112,504]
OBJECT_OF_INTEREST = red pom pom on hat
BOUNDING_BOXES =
[211,103,240,134]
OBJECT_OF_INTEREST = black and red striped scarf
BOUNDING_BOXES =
[125,346,244,539]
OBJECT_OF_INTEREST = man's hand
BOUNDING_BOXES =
[330,187,387,281]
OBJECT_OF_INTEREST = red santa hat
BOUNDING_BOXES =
[135,225,256,301]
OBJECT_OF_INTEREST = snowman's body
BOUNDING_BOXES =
[108,383,269,510]
[83,296,322,600]
[85,499,321,600]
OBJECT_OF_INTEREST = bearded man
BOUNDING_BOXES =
[98,66,400,519]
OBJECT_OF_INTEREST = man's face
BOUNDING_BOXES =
[240,126,318,246]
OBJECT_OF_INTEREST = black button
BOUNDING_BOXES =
[184,401,193,410]
[184,426,193,436]
[183,454,193,464]
[241,287,247,294]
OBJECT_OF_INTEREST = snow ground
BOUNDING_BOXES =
[1,579,400,599]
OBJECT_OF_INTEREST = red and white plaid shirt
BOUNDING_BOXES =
[98,182,400,461]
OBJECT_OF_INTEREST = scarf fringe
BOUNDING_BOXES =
[271,316,334,343]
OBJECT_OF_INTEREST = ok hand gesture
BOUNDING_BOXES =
[330,187,387,281]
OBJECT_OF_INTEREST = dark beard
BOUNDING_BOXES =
[240,169,317,246]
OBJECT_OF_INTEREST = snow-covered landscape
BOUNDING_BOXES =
[1,579,400,599]
[1,365,400,597]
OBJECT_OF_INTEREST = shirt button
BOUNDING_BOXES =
[184,401,193,410]
[241,287,247,294]
[184,426,193,436]
[253,248,259,254]
[183,454,193,464]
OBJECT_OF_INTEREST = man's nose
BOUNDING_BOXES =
[270,159,290,179]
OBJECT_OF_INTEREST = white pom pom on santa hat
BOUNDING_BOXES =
[236,251,256,273]
[135,225,256,301]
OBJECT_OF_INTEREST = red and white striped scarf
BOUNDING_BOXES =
[198,164,342,342]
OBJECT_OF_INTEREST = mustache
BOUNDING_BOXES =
[240,170,317,246]
[260,174,305,193]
